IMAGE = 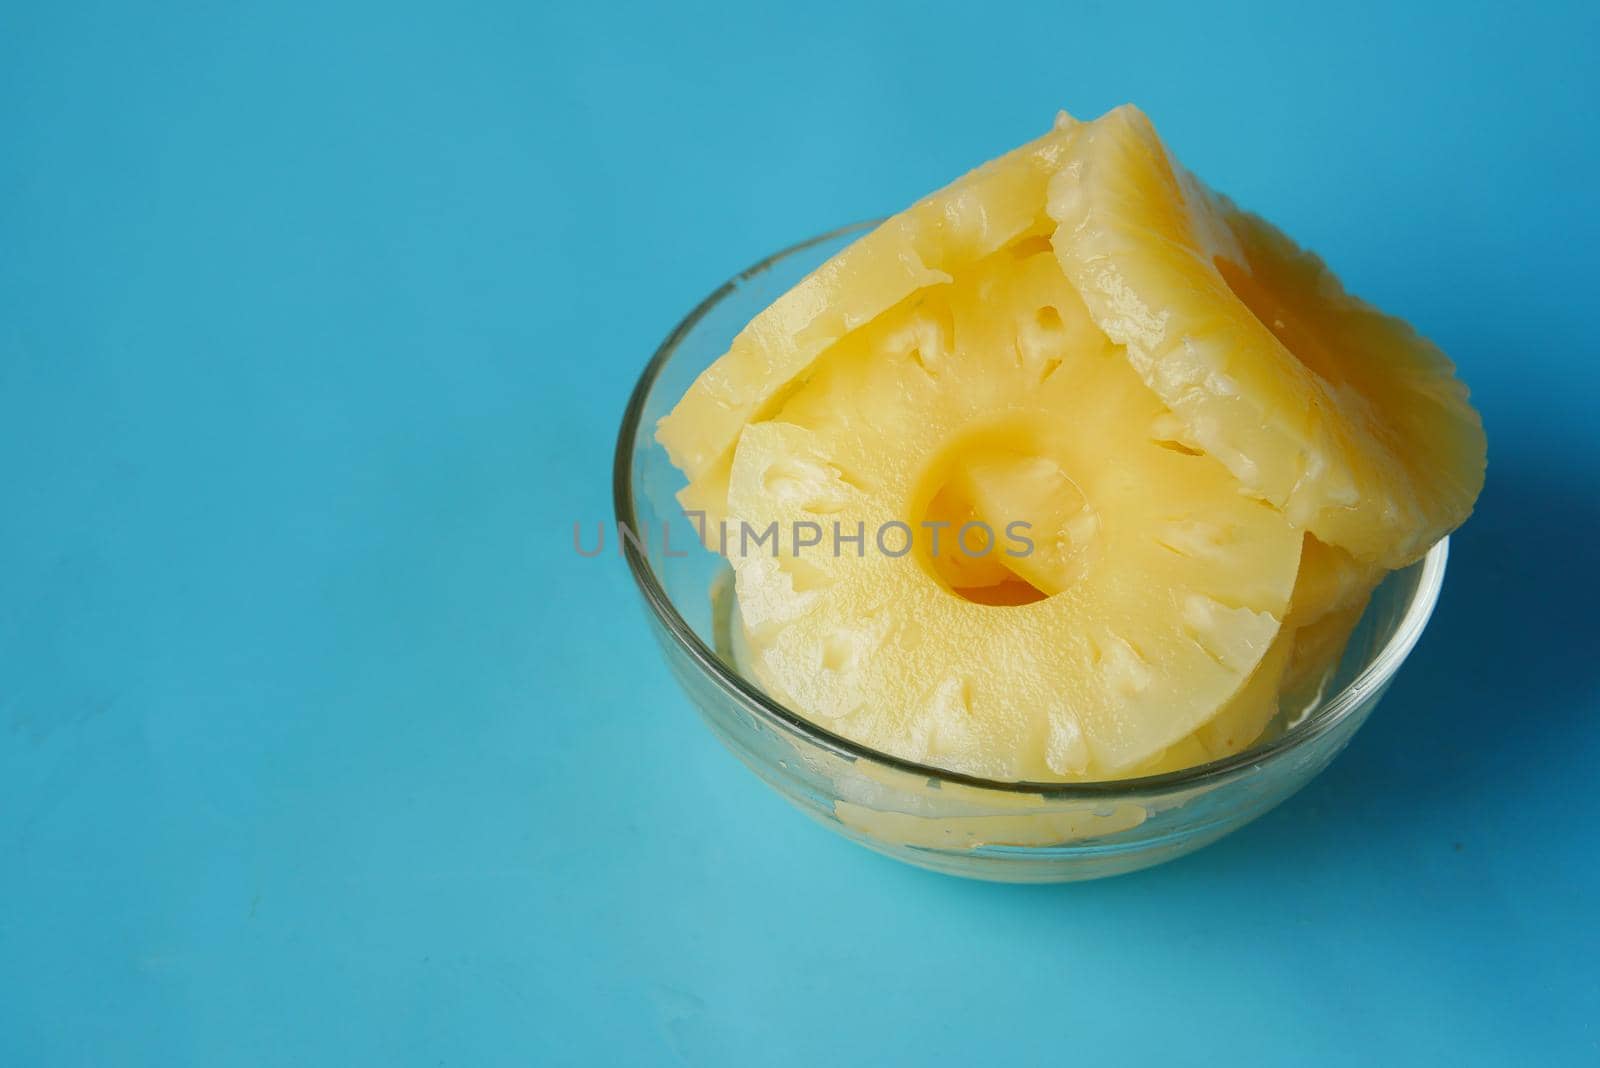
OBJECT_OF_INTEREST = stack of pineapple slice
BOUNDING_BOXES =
[658,106,1485,782]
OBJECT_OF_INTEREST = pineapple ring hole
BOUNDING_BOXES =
[919,473,1049,607]
[907,428,1098,608]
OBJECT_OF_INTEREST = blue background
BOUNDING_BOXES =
[3,2,1597,1064]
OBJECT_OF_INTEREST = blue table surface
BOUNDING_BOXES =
[4,2,1598,1064]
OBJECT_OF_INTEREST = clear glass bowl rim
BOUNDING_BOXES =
[614,219,1449,800]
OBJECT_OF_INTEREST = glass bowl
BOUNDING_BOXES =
[614,221,1449,883]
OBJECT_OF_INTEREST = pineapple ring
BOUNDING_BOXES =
[725,532,1376,781]
[657,123,1078,529]
[1048,106,1485,569]
[1128,542,1380,776]
[725,247,1301,781]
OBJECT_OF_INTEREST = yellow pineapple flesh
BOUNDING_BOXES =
[659,106,1481,786]
[1113,531,1381,774]
[724,247,1301,780]
[657,123,1078,528]
[1048,106,1485,569]
[721,519,1380,779]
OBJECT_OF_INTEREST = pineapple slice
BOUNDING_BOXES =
[718,414,1378,781]
[1127,634,1291,775]
[722,531,1369,779]
[724,247,1302,780]
[1282,598,1371,714]
[1286,535,1384,629]
[1048,106,1485,568]
[1118,535,1379,773]
[657,122,1079,527]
